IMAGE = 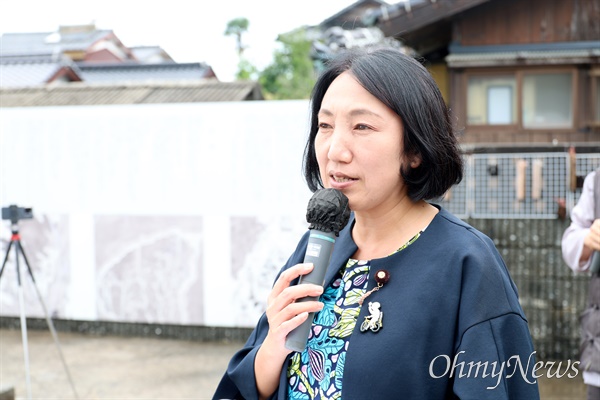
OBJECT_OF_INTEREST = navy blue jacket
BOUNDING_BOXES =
[214,207,540,399]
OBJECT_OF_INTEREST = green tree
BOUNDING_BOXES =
[224,17,249,58]
[236,59,259,81]
[224,18,260,81]
[258,29,316,100]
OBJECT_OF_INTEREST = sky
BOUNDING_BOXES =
[0,0,360,81]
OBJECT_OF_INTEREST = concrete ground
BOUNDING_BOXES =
[0,328,589,399]
[1,328,235,399]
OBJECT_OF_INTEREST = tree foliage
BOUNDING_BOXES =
[258,29,317,100]
[224,20,316,99]
[235,58,259,81]
[224,18,249,57]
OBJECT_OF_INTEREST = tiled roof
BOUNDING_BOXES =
[320,0,389,29]
[0,81,264,107]
[76,62,215,83]
[1,32,59,56]
[0,56,217,88]
[446,42,600,67]
[0,55,82,87]
[130,46,174,63]
[1,27,219,87]
[0,30,113,57]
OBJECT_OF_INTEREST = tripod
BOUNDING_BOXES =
[0,223,79,399]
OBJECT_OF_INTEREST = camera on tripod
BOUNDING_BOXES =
[2,204,33,224]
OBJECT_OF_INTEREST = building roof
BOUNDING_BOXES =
[0,81,264,107]
[1,56,217,88]
[76,62,216,83]
[320,0,390,29]
[1,26,220,87]
[130,46,174,63]
[372,0,491,57]
[0,28,115,57]
[446,41,600,67]
[0,55,83,87]
[374,0,490,34]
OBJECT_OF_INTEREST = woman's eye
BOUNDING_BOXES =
[318,122,332,129]
[355,124,371,131]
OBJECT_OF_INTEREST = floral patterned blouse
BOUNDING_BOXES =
[287,232,421,399]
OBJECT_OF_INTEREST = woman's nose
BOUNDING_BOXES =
[327,129,352,163]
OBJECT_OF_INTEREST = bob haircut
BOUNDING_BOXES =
[303,46,464,201]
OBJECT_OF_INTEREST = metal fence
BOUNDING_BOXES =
[438,150,600,360]
[569,154,600,215]
[437,151,600,220]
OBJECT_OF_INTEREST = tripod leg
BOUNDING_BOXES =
[0,239,14,279]
[15,241,33,400]
[18,242,79,399]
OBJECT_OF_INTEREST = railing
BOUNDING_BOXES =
[436,151,600,219]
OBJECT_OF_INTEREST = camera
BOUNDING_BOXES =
[2,205,34,224]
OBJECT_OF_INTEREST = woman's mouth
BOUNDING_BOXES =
[329,173,357,187]
[332,176,355,183]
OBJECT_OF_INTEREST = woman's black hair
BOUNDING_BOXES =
[303,46,464,201]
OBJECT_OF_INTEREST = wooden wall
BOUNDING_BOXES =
[455,0,600,46]
[449,0,600,145]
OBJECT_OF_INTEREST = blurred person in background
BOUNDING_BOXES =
[562,168,600,400]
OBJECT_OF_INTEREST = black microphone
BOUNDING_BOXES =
[591,252,600,275]
[285,188,350,352]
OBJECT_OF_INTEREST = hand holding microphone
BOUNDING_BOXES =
[256,188,350,387]
[285,188,350,352]
[587,219,600,274]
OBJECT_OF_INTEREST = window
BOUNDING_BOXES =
[466,70,574,129]
[523,73,572,128]
[595,75,600,123]
[467,76,516,125]
[488,86,513,124]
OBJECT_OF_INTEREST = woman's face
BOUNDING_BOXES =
[315,72,410,215]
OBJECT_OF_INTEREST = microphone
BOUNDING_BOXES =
[285,188,350,352]
[591,252,600,275]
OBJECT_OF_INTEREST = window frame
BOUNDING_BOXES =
[463,67,577,131]
[591,68,600,128]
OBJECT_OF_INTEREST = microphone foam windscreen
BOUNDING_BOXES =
[306,189,350,235]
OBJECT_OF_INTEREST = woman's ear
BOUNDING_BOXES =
[409,155,422,169]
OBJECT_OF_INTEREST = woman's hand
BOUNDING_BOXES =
[255,262,324,399]
[582,219,600,263]
[585,219,600,251]
[265,263,324,352]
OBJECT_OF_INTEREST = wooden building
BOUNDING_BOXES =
[373,0,600,147]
